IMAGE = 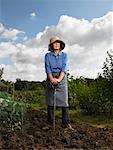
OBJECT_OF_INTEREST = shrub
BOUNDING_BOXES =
[0,92,26,135]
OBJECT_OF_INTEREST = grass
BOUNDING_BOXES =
[18,101,113,129]
[70,109,113,128]
[48,108,113,128]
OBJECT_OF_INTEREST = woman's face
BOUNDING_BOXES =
[53,41,60,50]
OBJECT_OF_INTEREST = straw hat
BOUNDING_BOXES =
[48,36,65,51]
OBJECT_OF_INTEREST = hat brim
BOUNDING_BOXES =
[48,40,65,51]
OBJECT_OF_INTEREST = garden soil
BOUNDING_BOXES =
[0,109,113,150]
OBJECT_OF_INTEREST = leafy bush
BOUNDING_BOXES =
[68,76,113,115]
[0,92,26,135]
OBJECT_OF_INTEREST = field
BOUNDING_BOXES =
[0,108,113,150]
[0,61,113,149]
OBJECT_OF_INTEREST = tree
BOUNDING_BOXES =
[102,49,113,111]
[0,68,4,81]
[102,50,113,79]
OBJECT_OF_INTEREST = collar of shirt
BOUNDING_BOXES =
[51,51,62,56]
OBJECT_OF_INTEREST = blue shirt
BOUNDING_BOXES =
[45,51,68,74]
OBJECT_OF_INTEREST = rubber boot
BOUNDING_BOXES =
[47,105,54,125]
[62,107,70,128]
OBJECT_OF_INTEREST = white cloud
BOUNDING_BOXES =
[30,12,37,20]
[0,24,26,41]
[30,12,36,17]
[0,11,113,81]
[0,41,45,81]
[2,29,22,40]
[0,42,19,59]
[56,12,112,47]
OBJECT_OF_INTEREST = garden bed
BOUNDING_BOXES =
[0,109,113,149]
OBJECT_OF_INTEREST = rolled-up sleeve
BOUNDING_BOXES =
[61,53,68,73]
[45,53,52,74]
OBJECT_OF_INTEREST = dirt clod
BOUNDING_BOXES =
[0,109,113,149]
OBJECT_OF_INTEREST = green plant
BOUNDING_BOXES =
[0,92,26,135]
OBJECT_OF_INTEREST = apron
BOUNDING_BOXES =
[45,72,68,107]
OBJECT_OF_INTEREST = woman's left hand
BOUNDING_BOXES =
[56,78,61,83]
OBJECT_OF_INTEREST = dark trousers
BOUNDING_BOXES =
[47,106,70,127]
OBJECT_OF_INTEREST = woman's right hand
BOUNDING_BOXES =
[48,73,58,85]
[50,78,58,85]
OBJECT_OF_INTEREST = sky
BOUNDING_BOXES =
[0,0,113,81]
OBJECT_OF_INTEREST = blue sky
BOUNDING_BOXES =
[1,0,113,38]
[0,0,113,81]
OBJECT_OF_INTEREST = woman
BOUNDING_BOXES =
[45,36,72,129]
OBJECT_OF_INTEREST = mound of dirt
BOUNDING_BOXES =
[0,109,113,149]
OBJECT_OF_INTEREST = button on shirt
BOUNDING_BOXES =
[45,51,68,74]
